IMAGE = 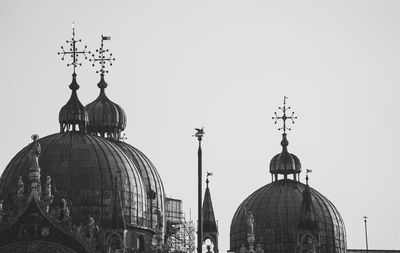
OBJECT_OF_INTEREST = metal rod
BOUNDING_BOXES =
[198,138,203,253]
[364,216,369,253]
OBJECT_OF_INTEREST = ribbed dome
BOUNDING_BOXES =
[230,179,346,253]
[269,133,301,177]
[269,152,301,174]
[85,74,127,139]
[113,140,165,229]
[58,73,88,133]
[0,132,147,228]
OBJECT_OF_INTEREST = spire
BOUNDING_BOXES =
[270,97,301,181]
[298,171,318,231]
[202,172,218,234]
[57,23,89,133]
[110,170,126,229]
[202,172,219,253]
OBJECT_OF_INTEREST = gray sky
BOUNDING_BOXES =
[1,0,400,251]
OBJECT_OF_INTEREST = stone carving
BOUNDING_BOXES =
[58,198,71,231]
[246,210,255,235]
[154,208,163,229]
[28,135,42,195]
[0,200,4,222]
[44,176,52,198]
[17,176,24,198]
[87,217,99,249]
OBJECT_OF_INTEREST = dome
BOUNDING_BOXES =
[113,140,165,229]
[269,133,301,179]
[230,179,346,253]
[269,152,301,174]
[0,132,147,228]
[85,74,127,139]
[58,73,88,133]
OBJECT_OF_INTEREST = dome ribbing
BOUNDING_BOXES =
[85,74,127,140]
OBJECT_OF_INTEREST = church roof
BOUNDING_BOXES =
[0,132,146,228]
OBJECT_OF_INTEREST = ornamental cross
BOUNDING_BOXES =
[272,96,297,133]
[57,23,90,73]
[90,35,115,74]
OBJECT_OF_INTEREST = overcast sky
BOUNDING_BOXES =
[1,0,400,251]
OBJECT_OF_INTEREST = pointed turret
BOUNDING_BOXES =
[202,173,218,253]
[296,170,320,253]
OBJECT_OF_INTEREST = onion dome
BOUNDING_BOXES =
[230,179,346,253]
[113,140,165,229]
[59,73,88,133]
[0,132,147,228]
[85,74,127,140]
[269,133,301,181]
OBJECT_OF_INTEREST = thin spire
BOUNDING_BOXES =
[202,173,217,234]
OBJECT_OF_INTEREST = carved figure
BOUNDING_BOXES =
[154,208,163,229]
[246,210,255,235]
[59,198,72,231]
[28,137,41,171]
[17,176,24,198]
[0,200,4,222]
[87,217,99,249]
[44,176,52,197]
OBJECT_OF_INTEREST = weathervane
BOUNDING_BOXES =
[306,169,312,185]
[272,96,297,133]
[57,22,90,73]
[206,171,213,186]
[90,35,115,75]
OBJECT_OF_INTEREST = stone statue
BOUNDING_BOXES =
[17,176,24,198]
[59,198,72,231]
[0,200,4,222]
[28,135,42,195]
[87,217,99,249]
[246,210,255,235]
[28,136,41,171]
[154,208,163,229]
[44,176,52,197]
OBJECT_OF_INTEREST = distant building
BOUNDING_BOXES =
[229,99,346,253]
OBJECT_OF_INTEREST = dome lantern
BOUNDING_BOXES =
[86,36,126,140]
[270,96,301,181]
[57,24,89,133]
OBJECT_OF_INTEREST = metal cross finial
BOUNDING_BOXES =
[90,35,115,75]
[272,96,297,133]
[57,23,90,73]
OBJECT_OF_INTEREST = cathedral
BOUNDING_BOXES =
[229,98,346,253]
[0,28,181,253]
[0,27,397,253]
